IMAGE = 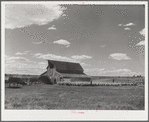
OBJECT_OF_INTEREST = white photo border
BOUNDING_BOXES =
[1,1,148,121]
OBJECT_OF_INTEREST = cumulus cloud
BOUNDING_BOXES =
[136,40,145,46]
[84,68,135,76]
[34,53,43,57]
[38,62,47,65]
[106,68,135,76]
[34,53,78,62]
[84,68,106,76]
[109,53,131,60]
[5,4,64,29]
[118,23,135,27]
[123,23,135,26]
[86,68,130,74]
[71,55,92,60]
[140,28,145,36]
[111,69,131,72]
[5,55,31,63]
[5,55,30,72]
[32,41,43,44]
[80,63,91,67]
[124,27,131,30]
[48,25,56,30]
[85,68,105,72]
[15,51,29,55]
[34,53,92,63]
[38,61,47,68]
[118,24,123,26]
[53,39,70,47]
[5,55,47,75]
[6,63,46,75]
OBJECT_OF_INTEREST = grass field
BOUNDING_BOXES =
[5,79,144,110]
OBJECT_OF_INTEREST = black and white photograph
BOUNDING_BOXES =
[1,1,148,121]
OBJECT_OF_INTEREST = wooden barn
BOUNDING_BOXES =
[40,60,91,84]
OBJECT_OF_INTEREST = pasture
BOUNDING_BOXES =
[5,78,145,110]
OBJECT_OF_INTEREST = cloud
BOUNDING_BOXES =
[109,53,131,60]
[99,45,106,48]
[6,55,31,63]
[5,63,46,75]
[34,53,43,57]
[136,40,145,46]
[118,24,123,26]
[71,55,92,60]
[80,63,90,66]
[123,23,135,26]
[34,53,92,64]
[15,51,29,55]
[5,4,64,29]
[140,28,145,36]
[118,23,135,27]
[66,45,70,48]
[105,68,134,76]
[111,69,131,72]
[124,27,131,30]
[53,39,70,47]
[118,23,135,31]
[38,62,47,65]
[5,55,47,75]
[34,53,78,62]
[5,55,30,71]
[48,25,56,30]
[84,68,106,76]
[85,68,105,72]
[38,61,47,68]
[84,68,137,76]
[32,41,43,44]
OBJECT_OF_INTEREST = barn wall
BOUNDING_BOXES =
[71,77,91,82]
[56,69,83,74]
[38,76,53,84]
[47,67,62,83]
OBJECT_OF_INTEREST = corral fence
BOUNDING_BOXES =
[5,77,42,88]
[58,82,144,87]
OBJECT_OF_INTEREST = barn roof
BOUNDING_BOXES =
[47,60,84,74]
[61,73,90,78]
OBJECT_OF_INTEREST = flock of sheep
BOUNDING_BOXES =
[58,82,144,87]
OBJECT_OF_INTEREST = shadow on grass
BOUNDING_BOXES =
[6,86,22,89]
[12,103,23,108]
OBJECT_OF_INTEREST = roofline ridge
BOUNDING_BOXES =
[48,59,79,64]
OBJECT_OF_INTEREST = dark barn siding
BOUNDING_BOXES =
[71,77,91,82]
[38,76,53,84]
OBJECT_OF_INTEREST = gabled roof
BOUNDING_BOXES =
[47,60,84,74]
[61,73,90,78]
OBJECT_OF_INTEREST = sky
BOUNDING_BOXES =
[4,2,146,76]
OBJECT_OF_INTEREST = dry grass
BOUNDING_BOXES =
[5,81,144,110]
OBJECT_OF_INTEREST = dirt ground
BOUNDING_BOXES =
[5,81,144,110]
